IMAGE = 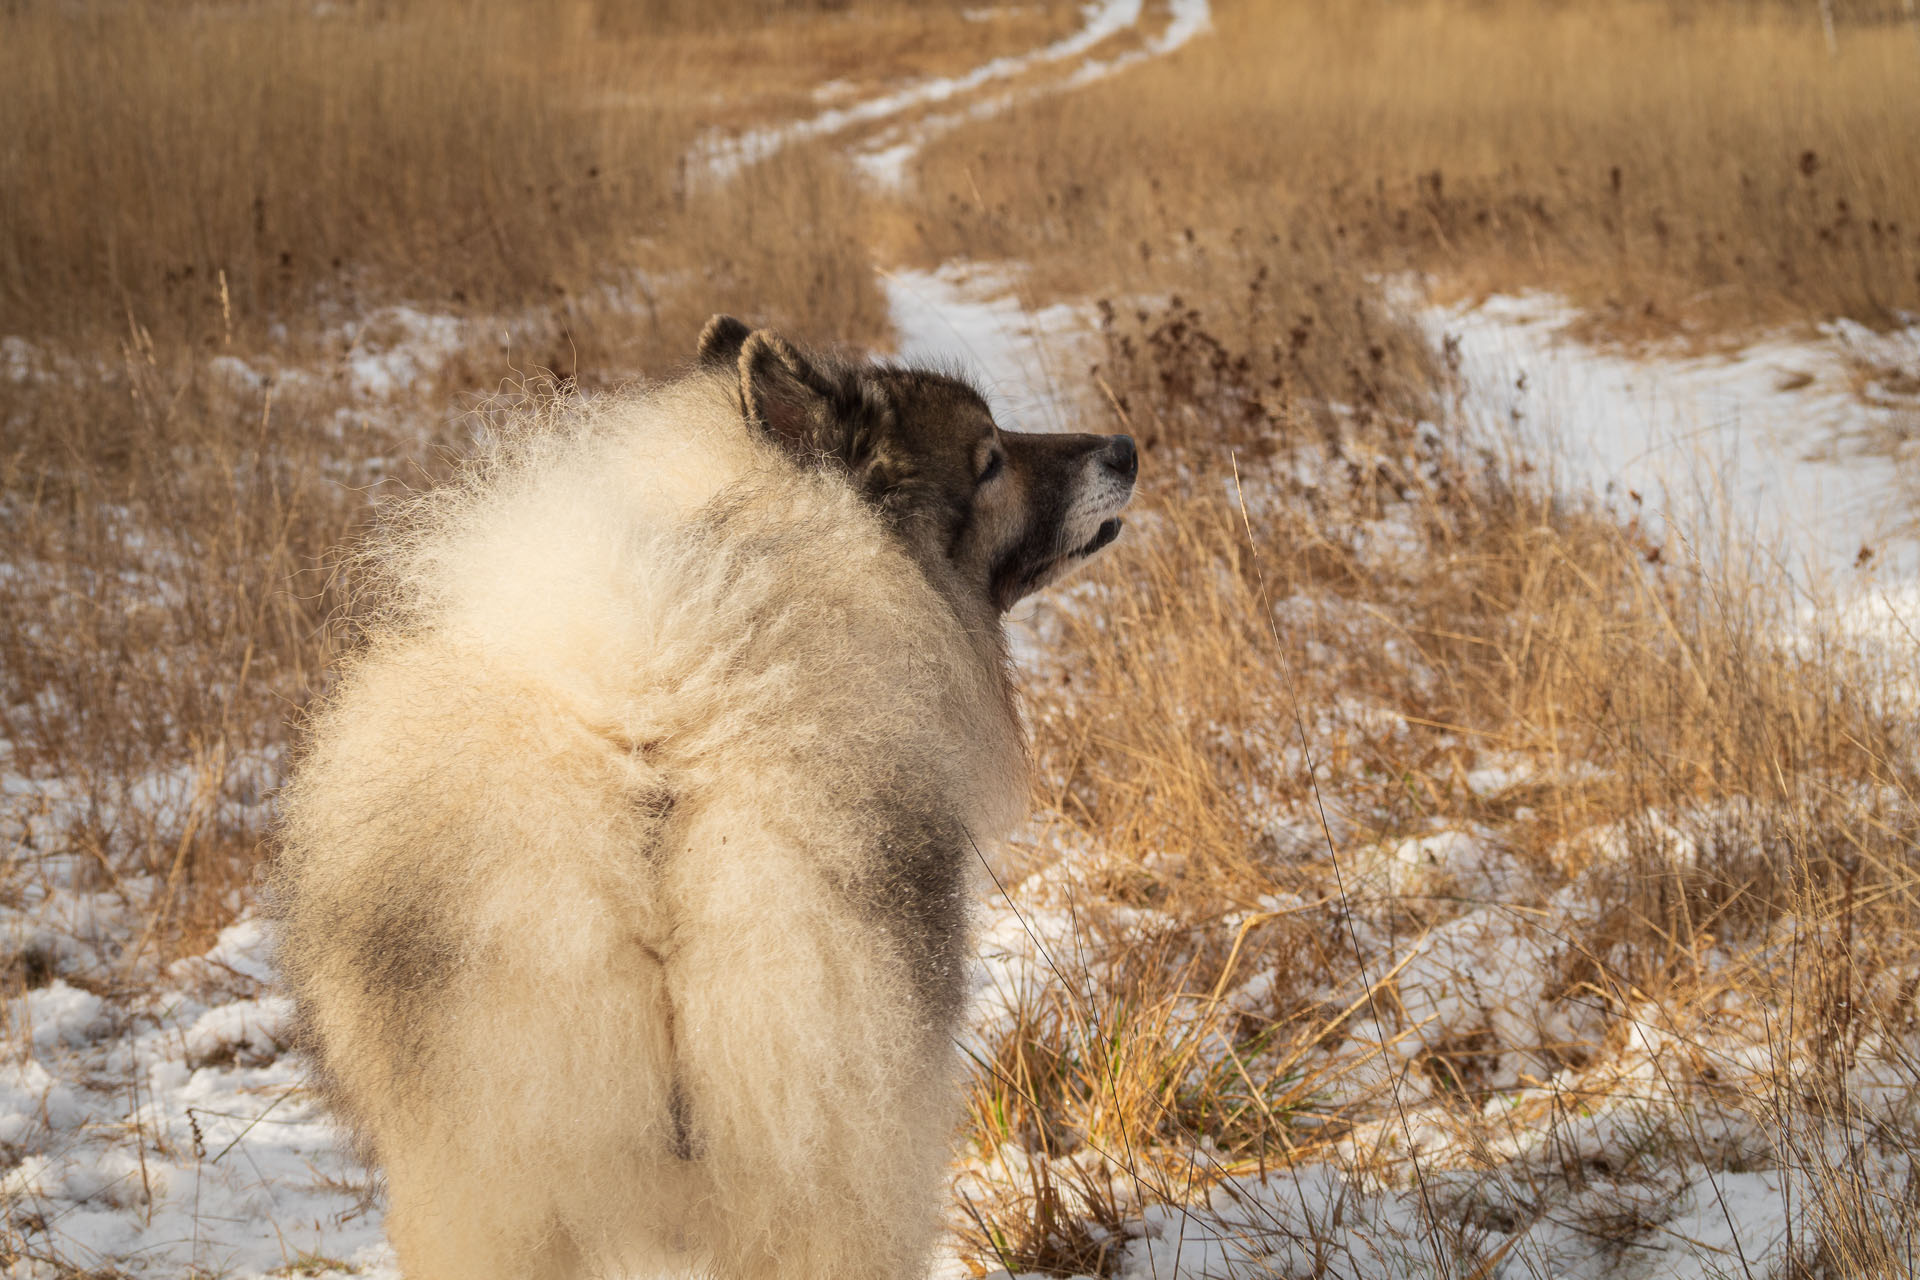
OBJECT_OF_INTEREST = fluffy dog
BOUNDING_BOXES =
[271,316,1137,1280]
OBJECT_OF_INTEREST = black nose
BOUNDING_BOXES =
[1104,434,1138,483]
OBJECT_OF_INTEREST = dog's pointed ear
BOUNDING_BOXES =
[697,314,751,370]
[738,330,845,460]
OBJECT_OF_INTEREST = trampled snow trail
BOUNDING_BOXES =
[694,0,1154,182]
[882,267,1093,433]
[850,0,1214,186]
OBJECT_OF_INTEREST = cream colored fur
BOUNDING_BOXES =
[273,371,1028,1280]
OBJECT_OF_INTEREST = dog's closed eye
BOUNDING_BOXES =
[976,453,1003,487]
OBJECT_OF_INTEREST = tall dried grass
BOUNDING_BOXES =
[0,0,1032,350]
[1,351,387,958]
[0,1,684,347]
[893,17,1920,1256]
[958,272,1920,1275]
[909,0,1920,344]
[903,36,1920,1263]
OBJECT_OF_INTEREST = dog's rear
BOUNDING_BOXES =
[273,321,1133,1279]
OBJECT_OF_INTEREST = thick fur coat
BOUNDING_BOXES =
[273,321,1134,1280]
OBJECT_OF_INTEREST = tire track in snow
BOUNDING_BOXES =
[852,0,1212,187]
[692,0,1150,181]
[840,1,1214,435]
[692,0,1213,187]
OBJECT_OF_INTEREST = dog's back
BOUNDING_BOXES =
[273,371,1026,1280]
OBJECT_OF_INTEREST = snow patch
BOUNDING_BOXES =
[884,265,1093,433]
[1429,291,1920,589]
[10,981,108,1053]
[341,306,464,401]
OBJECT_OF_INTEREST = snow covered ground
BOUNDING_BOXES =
[1429,292,1920,591]
[884,266,1093,434]
[0,753,395,1275]
[0,921,393,1277]
[849,0,1212,187]
[913,271,1920,1279]
[962,799,1920,1280]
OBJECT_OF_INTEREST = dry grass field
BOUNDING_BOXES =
[957,304,1920,1274]
[904,5,1920,1272]
[0,0,1065,349]
[4,0,1920,1274]
[907,0,1920,345]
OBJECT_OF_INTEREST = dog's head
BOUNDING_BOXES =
[699,315,1136,615]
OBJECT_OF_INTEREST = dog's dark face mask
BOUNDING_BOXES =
[698,314,1137,615]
